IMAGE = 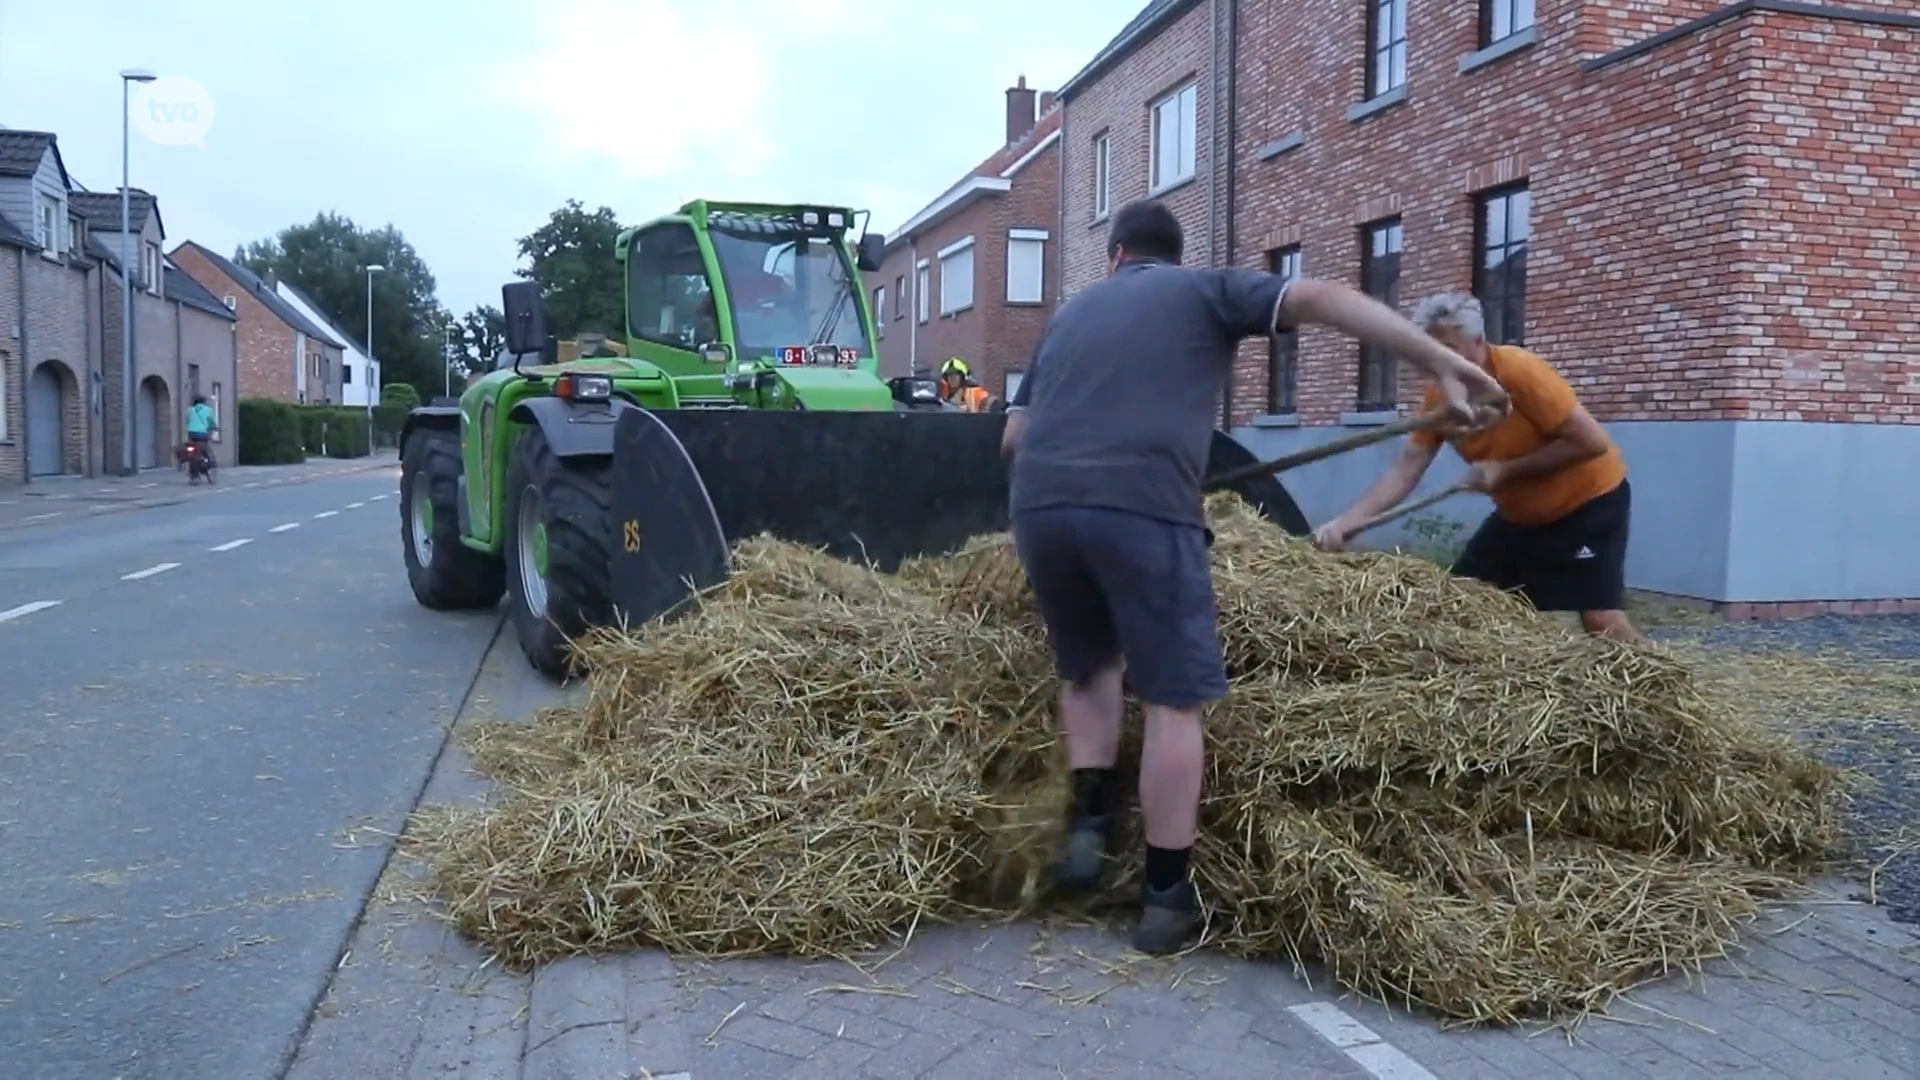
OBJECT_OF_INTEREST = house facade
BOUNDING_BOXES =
[169,241,345,405]
[0,130,235,479]
[1044,0,1918,614]
[275,280,378,407]
[872,77,1063,403]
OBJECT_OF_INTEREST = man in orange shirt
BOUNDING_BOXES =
[1314,291,1642,641]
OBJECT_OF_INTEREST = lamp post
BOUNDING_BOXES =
[364,264,384,452]
[119,68,156,476]
[443,323,459,398]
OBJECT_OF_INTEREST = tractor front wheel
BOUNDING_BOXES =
[503,426,615,679]
[400,427,506,609]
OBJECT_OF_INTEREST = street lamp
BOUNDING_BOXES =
[120,68,156,476]
[365,264,384,453]
[443,323,460,398]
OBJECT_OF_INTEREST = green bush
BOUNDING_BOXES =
[237,398,305,465]
[296,406,373,458]
[381,383,421,409]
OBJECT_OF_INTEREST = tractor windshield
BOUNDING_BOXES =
[708,227,872,360]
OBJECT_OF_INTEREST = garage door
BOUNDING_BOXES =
[138,379,161,470]
[27,364,63,477]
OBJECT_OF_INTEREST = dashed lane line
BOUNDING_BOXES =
[268,522,300,533]
[345,502,365,509]
[1287,1003,1437,1080]
[368,494,389,501]
[121,562,181,581]
[209,538,254,552]
[25,512,61,522]
[0,600,62,624]
[313,510,338,519]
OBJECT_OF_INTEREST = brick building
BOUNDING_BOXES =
[1043,0,1918,611]
[170,241,346,406]
[872,77,1063,402]
[0,131,239,479]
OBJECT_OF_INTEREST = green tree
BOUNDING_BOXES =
[236,213,450,394]
[454,303,507,375]
[516,200,625,341]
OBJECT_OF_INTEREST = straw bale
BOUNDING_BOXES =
[411,494,1846,1024]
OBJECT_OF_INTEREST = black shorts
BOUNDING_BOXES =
[1452,479,1631,613]
[1011,505,1228,710]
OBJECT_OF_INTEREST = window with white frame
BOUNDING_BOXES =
[145,242,162,294]
[916,260,931,324]
[874,286,887,338]
[1150,81,1198,191]
[1093,133,1112,219]
[938,238,975,316]
[893,274,905,319]
[1006,229,1047,304]
[36,197,58,253]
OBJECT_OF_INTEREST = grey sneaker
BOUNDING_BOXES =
[1051,815,1113,894]
[1133,878,1200,955]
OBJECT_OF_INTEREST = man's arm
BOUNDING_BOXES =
[1280,278,1488,384]
[1491,403,1610,484]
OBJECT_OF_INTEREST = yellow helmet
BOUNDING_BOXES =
[940,357,970,379]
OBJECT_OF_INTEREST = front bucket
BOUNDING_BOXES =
[607,407,1310,627]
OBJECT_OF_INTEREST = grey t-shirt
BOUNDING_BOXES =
[1008,260,1294,529]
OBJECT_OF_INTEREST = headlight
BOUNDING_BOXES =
[810,344,839,366]
[557,373,613,401]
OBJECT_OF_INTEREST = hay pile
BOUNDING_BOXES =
[412,494,1843,1024]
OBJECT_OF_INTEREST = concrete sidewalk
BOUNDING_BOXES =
[0,451,396,532]
[287,634,1920,1080]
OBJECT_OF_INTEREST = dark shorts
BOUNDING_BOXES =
[1452,479,1631,613]
[188,431,210,443]
[1010,505,1227,710]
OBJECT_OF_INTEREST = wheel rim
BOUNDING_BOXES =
[411,482,434,566]
[517,484,548,618]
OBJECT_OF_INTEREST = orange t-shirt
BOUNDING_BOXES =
[1411,345,1627,527]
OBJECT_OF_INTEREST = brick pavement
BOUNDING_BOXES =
[287,631,1920,1080]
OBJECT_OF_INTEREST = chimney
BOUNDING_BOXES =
[1005,75,1038,144]
[1039,90,1057,115]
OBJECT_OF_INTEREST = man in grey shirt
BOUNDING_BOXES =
[1001,199,1506,954]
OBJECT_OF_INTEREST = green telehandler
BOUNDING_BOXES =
[397,199,1308,679]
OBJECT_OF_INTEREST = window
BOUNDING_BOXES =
[211,382,222,441]
[916,260,931,324]
[1006,229,1047,304]
[1358,218,1403,411]
[1367,0,1408,99]
[188,362,201,399]
[1093,133,1112,219]
[144,242,162,293]
[893,275,905,319]
[707,224,870,357]
[1005,368,1025,404]
[874,286,887,339]
[36,198,57,252]
[1483,0,1535,45]
[343,365,353,384]
[938,238,975,316]
[1475,184,1531,345]
[1150,82,1198,191]
[628,224,719,351]
[68,215,83,256]
[1267,246,1303,414]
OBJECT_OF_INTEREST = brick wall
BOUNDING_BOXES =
[98,275,183,470]
[986,139,1062,397]
[18,253,95,475]
[1061,0,1216,299]
[169,245,296,402]
[908,210,990,386]
[0,249,19,480]
[1221,0,1918,427]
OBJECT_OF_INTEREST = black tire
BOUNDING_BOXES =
[502,426,615,679]
[401,426,506,610]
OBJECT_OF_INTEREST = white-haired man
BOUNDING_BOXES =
[1315,291,1642,641]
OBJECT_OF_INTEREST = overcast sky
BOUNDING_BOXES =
[0,0,1125,318]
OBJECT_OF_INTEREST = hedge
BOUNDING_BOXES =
[298,406,374,459]
[237,399,305,465]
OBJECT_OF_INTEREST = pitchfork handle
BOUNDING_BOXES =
[1202,409,1450,491]
[1340,482,1469,541]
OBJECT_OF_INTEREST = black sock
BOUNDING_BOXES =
[1071,767,1116,820]
[1144,845,1190,891]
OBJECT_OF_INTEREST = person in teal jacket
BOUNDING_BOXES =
[185,395,218,465]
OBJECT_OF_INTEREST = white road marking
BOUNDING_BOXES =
[313,510,337,519]
[269,522,299,533]
[121,562,181,581]
[209,538,254,552]
[1288,1003,1437,1080]
[0,600,62,624]
[25,512,60,522]
[96,487,115,494]
[345,502,365,509]
[138,482,159,489]
[243,483,260,489]
[369,493,389,501]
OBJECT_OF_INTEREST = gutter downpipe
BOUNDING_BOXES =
[15,248,30,483]
[1219,0,1241,430]
[1058,102,1068,304]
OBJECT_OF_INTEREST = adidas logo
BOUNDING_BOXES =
[1574,546,1595,559]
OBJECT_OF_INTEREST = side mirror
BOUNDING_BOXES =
[700,341,733,365]
[856,232,885,273]
[501,280,549,356]
[888,375,939,406]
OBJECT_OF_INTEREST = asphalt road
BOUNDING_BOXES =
[0,466,503,1080]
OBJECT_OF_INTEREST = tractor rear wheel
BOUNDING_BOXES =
[503,426,615,679]
[400,427,506,609]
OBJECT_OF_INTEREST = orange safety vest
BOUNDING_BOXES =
[948,384,989,413]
